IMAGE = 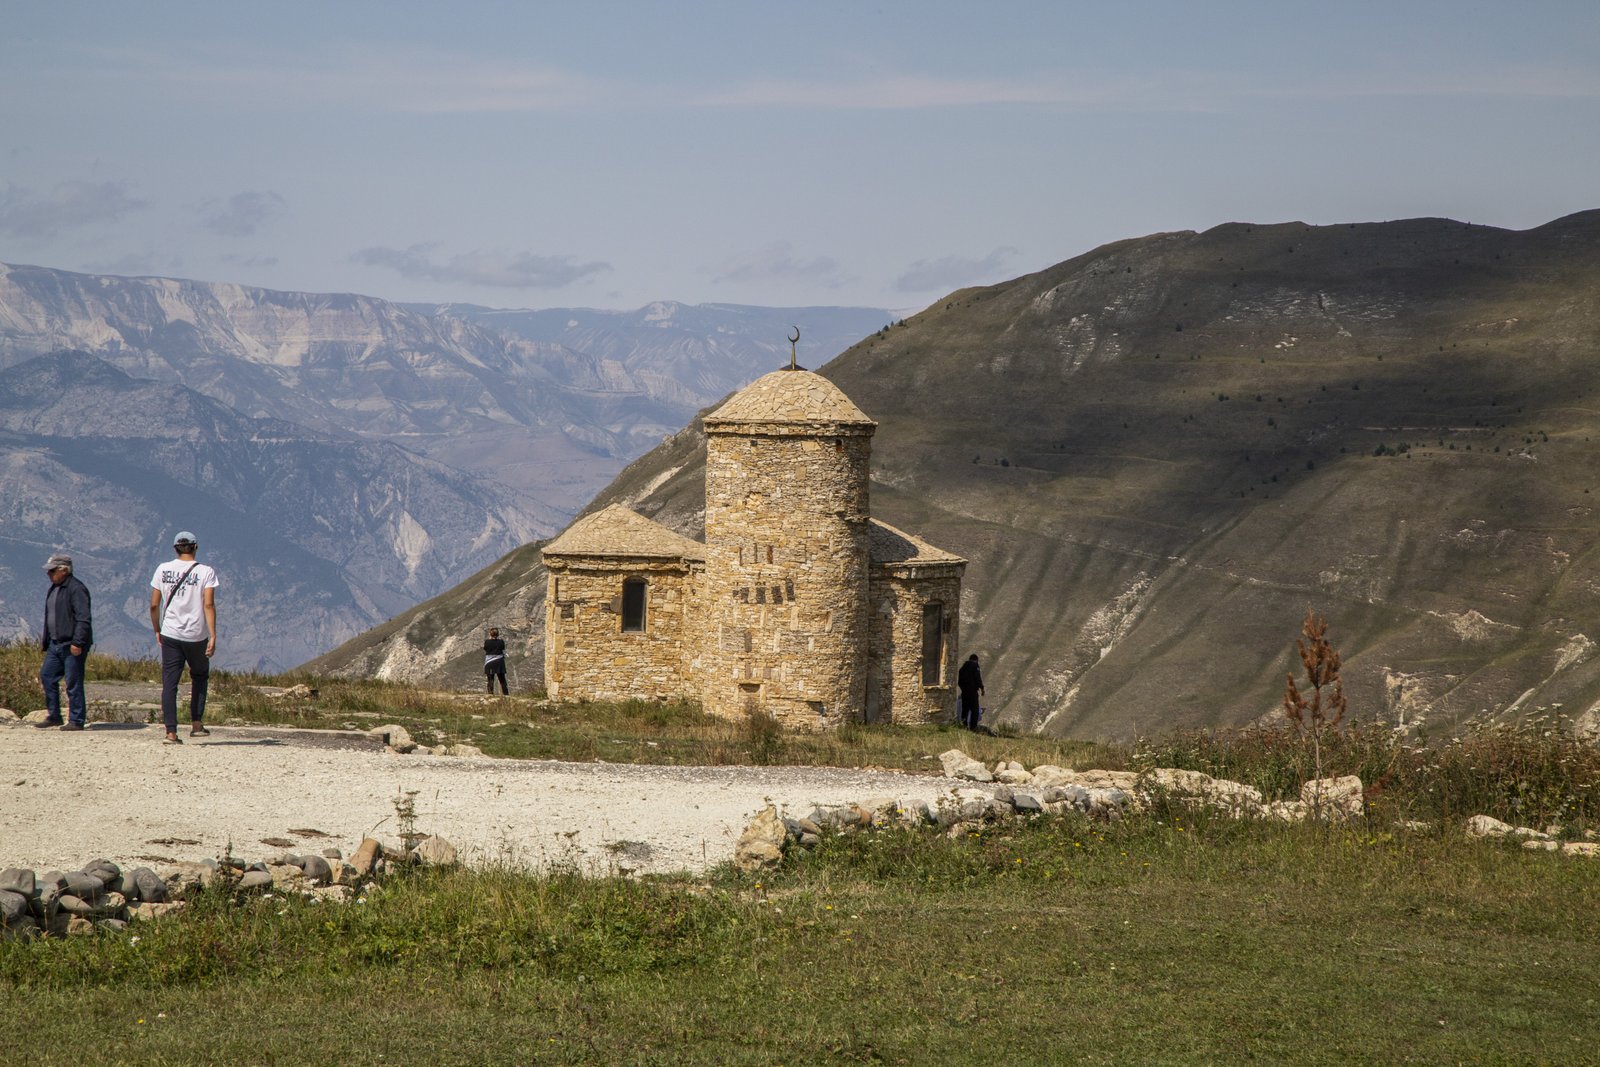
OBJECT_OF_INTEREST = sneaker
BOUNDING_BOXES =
[190,724,211,737]
[163,732,183,745]
[59,722,85,732]
[34,719,64,729]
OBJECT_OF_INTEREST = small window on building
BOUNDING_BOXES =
[771,585,783,604]
[621,578,647,632]
[755,587,766,605]
[559,603,575,621]
[921,602,945,686]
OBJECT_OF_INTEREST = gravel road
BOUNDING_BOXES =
[1,720,958,877]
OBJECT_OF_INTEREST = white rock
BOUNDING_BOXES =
[368,724,416,753]
[938,749,993,782]
[734,805,787,872]
[1300,776,1364,821]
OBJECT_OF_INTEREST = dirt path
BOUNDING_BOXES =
[1,719,957,877]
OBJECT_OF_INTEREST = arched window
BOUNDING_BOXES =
[921,601,944,685]
[622,578,647,632]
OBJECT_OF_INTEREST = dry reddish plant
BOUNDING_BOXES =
[1284,608,1348,793]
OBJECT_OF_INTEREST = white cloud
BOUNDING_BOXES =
[200,191,286,237]
[711,242,851,289]
[895,247,1020,294]
[80,251,182,276]
[0,180,148,240]
[352,244,611,289]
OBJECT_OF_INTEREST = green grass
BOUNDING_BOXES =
[195,667,1115,774]
[3,815,1597,1064]
[8,644,1600,1061]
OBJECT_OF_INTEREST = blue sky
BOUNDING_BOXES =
[3,1,1597,312]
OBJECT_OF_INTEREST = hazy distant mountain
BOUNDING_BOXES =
[0,264,891,669]
[311,211,1600,742]
[0,352,550,671]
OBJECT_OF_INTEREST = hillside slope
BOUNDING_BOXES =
[312,212,1600,740]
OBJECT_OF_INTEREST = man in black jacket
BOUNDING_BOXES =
[483,627,509,695]
[39,553,93,731]
[957,654,984,731]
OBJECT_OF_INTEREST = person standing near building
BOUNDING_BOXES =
[958,653,985,731]
[38,553,93,731]
[483,627,509,695]
[149,531,218,745]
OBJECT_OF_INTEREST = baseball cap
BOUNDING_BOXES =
[173,530,198,546]
[43,553,72,572]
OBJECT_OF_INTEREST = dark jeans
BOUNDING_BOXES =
[40,641,88,726]
[960,692,982,730]
[161,637,210,732]
[487,667,508,694]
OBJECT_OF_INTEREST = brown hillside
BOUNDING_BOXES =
[311,211,1600,741]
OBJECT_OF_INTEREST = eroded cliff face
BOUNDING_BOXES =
[0,352,550,671]
[328,212,1600,738]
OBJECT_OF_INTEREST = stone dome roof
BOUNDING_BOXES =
[542,504,705,560]
[704,369,875,428]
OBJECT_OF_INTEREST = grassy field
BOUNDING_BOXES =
[3,814,1597,1065]
[6,642,1600,1063]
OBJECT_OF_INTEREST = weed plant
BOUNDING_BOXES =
[1136,711,1600,828]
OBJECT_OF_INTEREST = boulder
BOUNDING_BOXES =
[734,805,787,872]
[66,916,95,937]
[1301,776,1364,821]
[57,893,96,918]
[130,902,186,922]
[3,915,40,940]
[295,855,333,885]
[311,884,353,904]
[1464,815,1548,841]
[370,724,416,753]
[1011,792,1044,813]
[1149,769,1265,814]
[0,868,36,897]
[159,862,215,899]
[0,889,30,927]
[62,870,103,899]
[237,870,274,891]
[411,836,458,868]
[266,864,306,889]
[131,867,168,903]
[443,743,486,758]
[1028,765,1077,788]
[349,838,383,877]
[939,749,994,782]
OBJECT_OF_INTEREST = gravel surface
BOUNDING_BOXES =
[1,720,959,876]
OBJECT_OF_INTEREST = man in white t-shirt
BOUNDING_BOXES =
[148,530,219,745]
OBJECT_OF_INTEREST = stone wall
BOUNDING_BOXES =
[701,425,873,728]
[543,556,701,702]
[867,565,964,725]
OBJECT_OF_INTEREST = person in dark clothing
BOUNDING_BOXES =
[483,627,509,694]
[957,653,984,731]
[38,553,93,731]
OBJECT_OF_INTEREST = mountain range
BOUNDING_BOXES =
[0,263,890,669]
[309,210,1600,741]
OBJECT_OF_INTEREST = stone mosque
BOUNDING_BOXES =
[542,364,965,729]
